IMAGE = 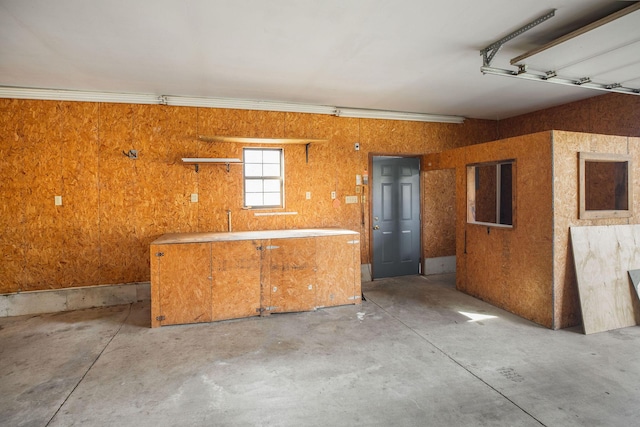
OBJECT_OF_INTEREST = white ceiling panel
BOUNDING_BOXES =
[0,0,638,120]
[511,3,640,89]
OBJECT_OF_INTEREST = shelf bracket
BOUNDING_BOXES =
[194,164,199,173]
[305,143,310,163]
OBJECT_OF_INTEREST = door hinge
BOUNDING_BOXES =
[155,252,165,257]
[156,315,165,321]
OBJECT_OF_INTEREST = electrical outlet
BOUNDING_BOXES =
[331,191,336,199]
[190,193,198,203]
[356,175,362,185]
[355,142,360,151]
[54,195,62,206]
[345,196,358,204]
[355,186,361,193]
[306,191,311,200]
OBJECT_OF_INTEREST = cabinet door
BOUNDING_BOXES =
[316,234,361,307]
[154,243,212,326]
[264,238,317,313]
[211,240,261,321]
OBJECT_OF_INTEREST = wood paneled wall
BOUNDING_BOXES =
[424,132,555,328]
[0,99,496,293]
[424,130,640,329]
[552,132,640,329]
[498,93,640,139]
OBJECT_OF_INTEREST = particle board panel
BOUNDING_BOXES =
[570,225,640,334]
[97,104,142,284]
[21,101,65,290]
[498,93,640,139]
[0,99,25,293]
[456,132,554,328]
[422,169,456,259]
[60,102,101,286]
[266,237,317,313]
[315,235,361,307]
[154,242,212,327]
[210,240,261,321]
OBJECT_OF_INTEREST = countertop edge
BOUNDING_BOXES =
[150,229,360,245]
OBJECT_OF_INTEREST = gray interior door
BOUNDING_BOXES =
[372,157,421,278]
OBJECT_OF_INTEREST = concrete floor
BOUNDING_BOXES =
[1,274,639,427]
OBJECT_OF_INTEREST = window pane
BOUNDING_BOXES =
[264,192,281,206]
[263,164,280,176]
[263,179,280,192]
[245,179,263,193]
[244,150,262,163]
[585,161,628,211]
[244,163,263,177]
[245,193,263,206]
[499,163,513,225]
[474,165,497,224]
[243,148,284,208]
[468,161,514,227]
[263,150,281,164]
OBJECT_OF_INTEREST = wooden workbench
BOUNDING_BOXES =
[150,229,361,327]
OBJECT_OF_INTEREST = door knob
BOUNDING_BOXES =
[373,225,380,230]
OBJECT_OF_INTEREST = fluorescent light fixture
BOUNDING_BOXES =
[0,87,160,104]
[164,95,336,115]
[0,86,467,124]
[336,107,465,124]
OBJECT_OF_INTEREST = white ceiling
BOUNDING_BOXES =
[0,0,636,120]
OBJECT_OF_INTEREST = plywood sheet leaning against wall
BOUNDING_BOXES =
[570,225,640,334]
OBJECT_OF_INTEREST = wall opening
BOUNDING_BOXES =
[467,160,515,227]
[579,152,632,219]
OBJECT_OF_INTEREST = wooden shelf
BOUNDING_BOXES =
[198,135,327,144]
[198,135,328,163]
[181,157,242,172]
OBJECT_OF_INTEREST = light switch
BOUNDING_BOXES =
[345,196,358,204]
[356,175,362,185]
[190,193,198,203]
[306,191,311,200]
[54,196,62,206]
[331,191,336,199]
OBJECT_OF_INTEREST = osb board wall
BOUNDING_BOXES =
[422,169,456,258]
[424,132,555,328]
[551,131,640,329]
[0,98,497,293]
[498,93,640,139]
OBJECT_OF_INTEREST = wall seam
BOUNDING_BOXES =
[550,131,556,330]
[97,103,102,283]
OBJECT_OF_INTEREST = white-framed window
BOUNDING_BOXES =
[467,160,515,227]
[243,148,284,208]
